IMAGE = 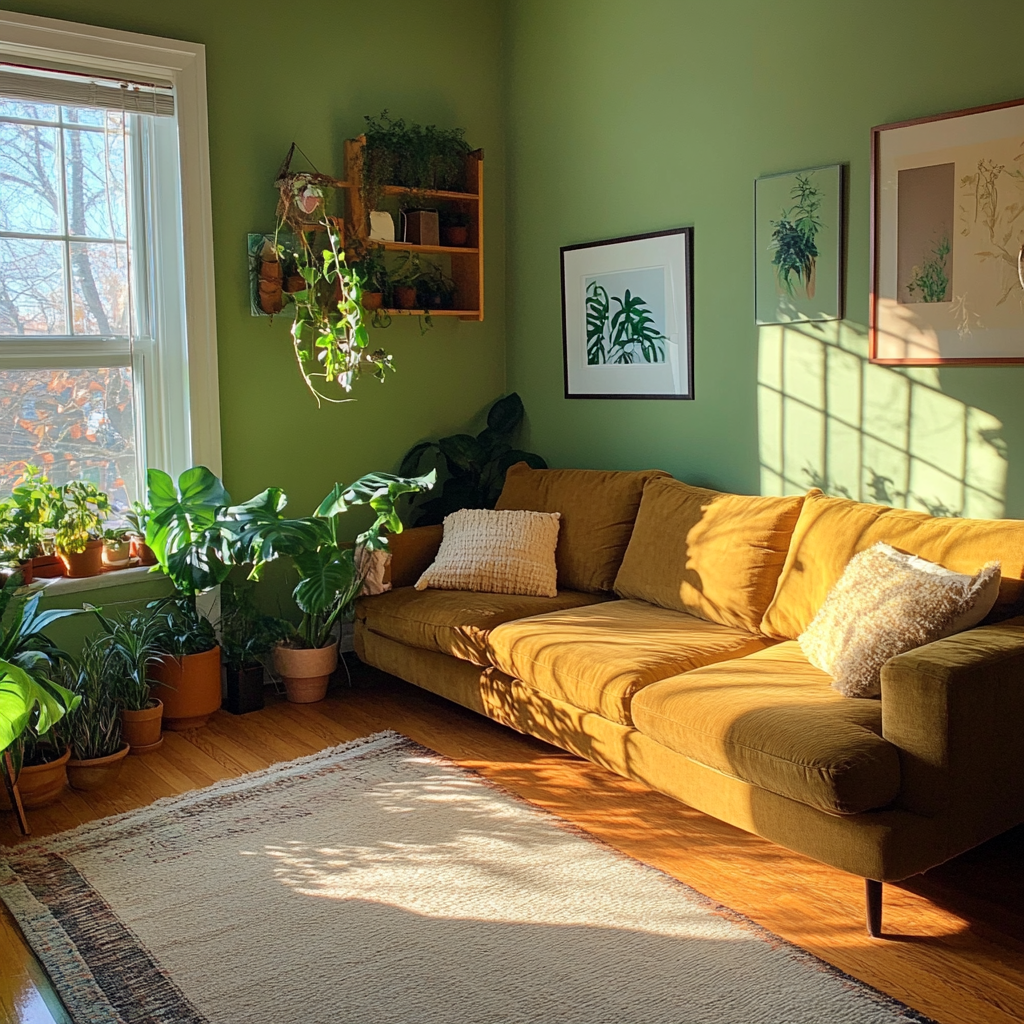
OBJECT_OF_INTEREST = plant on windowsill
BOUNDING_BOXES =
[124,501,157,565]
[400,392,547,525]
[222,470,435,704]
[101,525,132,569]
[219,581,290,715]
[274,167,394,406]
[52,480,112,578]
[61,638,129,791]
[0,466,64,580]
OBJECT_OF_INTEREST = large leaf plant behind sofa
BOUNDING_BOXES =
[354,463,1024,936]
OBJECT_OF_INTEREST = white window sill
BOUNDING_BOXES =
[34,565,164,597]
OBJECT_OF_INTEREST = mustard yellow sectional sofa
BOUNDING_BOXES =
[354,464,1024,935]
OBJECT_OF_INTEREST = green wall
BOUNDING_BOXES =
[6,0,507,520]
[504,0,1024,518]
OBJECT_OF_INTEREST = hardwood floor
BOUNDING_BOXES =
[3,661,1023,1024]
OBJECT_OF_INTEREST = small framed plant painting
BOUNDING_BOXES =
[871,97,1024,364]
[754,163,843,326]
[560,227,694,400]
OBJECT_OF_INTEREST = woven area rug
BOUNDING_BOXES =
[1,731,933,1024]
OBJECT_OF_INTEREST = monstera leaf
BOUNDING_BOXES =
[0,659,79,754]
[316,471,436,542]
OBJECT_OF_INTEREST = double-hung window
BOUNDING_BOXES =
[0,12,220,503]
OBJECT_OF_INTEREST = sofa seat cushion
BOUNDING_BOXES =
[486,599,771,726]
[631,642,901,815]
[356,587,607,667]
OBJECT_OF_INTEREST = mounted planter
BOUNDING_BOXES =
[0,747,70,810]
[225,663,265,715]
[59,539,104,578]
[67,743,130,792]
[151,647,223,731]
[274,642,338,704]
[121,699,164,753]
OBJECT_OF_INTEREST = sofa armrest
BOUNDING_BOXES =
[385,524,444,589]
[881,616,1024,820]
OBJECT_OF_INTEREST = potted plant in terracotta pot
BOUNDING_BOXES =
[125,501,157,565]
[224,471,434,704]
[0,578,82,818]
[53,480,111,578]
[353,245,388,312]
[62,638,129,791]
[2,466,62,579]
[92,607,168,754]
[101,525,132,570]
[220,582,289,715]
[143,467,232,731]
[440,209,471,247]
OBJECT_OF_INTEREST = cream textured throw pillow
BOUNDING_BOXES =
[415,508,561,597]
[799,543,1001,698]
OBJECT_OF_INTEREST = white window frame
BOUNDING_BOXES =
[0,9,222,477]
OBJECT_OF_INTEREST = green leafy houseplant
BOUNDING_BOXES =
[90,607,168,712]
[400,393,547,526]
[53,480,111,555]
[0,466,61,565]
[220,582,290,672]
[61,638,124,762]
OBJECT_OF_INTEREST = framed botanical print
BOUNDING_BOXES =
[755,164,844,325]
[871,97,1024,364]
[560,227,693,399]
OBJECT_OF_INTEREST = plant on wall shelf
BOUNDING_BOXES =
[274,148,395,406]
[769,173,822,298]
[400,393,547,525]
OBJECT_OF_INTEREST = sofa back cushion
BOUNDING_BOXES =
[761,489,1024,640]
[613,476,806,633]
[495,463,667,593]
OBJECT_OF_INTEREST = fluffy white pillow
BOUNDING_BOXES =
[415,508,560,597]
[799,542,1000,698]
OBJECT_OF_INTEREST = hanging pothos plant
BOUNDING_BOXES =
[273,155,395,406]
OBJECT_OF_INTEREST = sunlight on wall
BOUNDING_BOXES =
[758,321,1007,517]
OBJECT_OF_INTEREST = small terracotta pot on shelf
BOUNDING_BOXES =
[130,536,158,566]
[151,647,222,731]
[0,747,70,810]
[59,539,104,578]
[121,699,164,753]
[31,553,65,579]
[442,226,469,247]
[259,259,282,281]
[394,286,418,310]
[361,291,384,311]
[102,539,131,569]
[274,641,338,704]
[67,743,130,791]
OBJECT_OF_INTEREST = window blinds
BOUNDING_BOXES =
[0,63,174,116]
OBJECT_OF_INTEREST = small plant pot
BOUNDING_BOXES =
[258,279,284,315]
[394,286,418,310]
[59,539,104,578]
[130,536,158,566]
[361,291,384,311]
[274,641,338,704]
[121,699,164,753]
[67,743,130,792]
[442,226,469,247]
[17,559,33,585]
[283,275,306,294]
[259,259,282,282]
[102,539,131,569]
[225,664,265,715]
[152,647,223,731]
[31,553,65,578]
[0,747,70,810]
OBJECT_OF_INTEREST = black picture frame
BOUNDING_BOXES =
[560,226,694,400]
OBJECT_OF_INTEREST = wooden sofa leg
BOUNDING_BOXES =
[865,878,882,937]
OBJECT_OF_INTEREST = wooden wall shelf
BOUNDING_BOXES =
[343,135,484,322]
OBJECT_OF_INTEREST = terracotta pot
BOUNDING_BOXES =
[31,553,65,578]
[121,699,164,753]
[102,539,131,568]
[361,291,384,311]
[259,259,282,282]
[225,664,265,715]
[394,286,417,309]
[258,279,284,314]
[17,559,33,585]
[0,747,70,810]
[151,647,222,730]
[59,539,104,578]
[274,642,338,704]
[442,225,469,247]
[130,536,158,566]
[68,743,130,792]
